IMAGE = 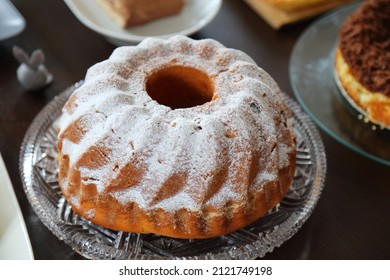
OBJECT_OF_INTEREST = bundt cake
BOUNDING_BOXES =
[97,0,184,28]
[335,0,390,128]
[56,35,296,239]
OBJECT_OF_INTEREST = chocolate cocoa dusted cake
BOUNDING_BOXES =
[335,0,390,128]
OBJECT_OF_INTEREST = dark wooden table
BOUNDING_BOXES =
[1,0,389,260]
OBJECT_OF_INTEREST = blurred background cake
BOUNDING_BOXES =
[97,0,184,28]
[245,0,353,29]
[334,0,390,128]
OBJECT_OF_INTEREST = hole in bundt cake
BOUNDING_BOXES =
[146,65,214,109]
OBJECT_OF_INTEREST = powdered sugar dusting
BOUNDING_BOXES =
[57,35,296,214]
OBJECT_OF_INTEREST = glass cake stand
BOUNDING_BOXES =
[289,1,390,166]
[20,82,327,260]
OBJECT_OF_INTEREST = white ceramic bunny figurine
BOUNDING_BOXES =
[13,46,53,91]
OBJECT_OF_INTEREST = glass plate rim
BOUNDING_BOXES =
[19,82,327,260]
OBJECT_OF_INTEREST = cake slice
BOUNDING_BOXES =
[98,0,184,28]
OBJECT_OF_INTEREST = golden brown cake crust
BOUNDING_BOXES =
[57,36,296,239]
[59,160,295,239]
[335,48,390,127]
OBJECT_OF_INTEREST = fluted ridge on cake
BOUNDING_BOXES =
[57,35,296,238]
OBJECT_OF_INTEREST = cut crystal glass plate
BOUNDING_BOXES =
[20,82,326,259]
